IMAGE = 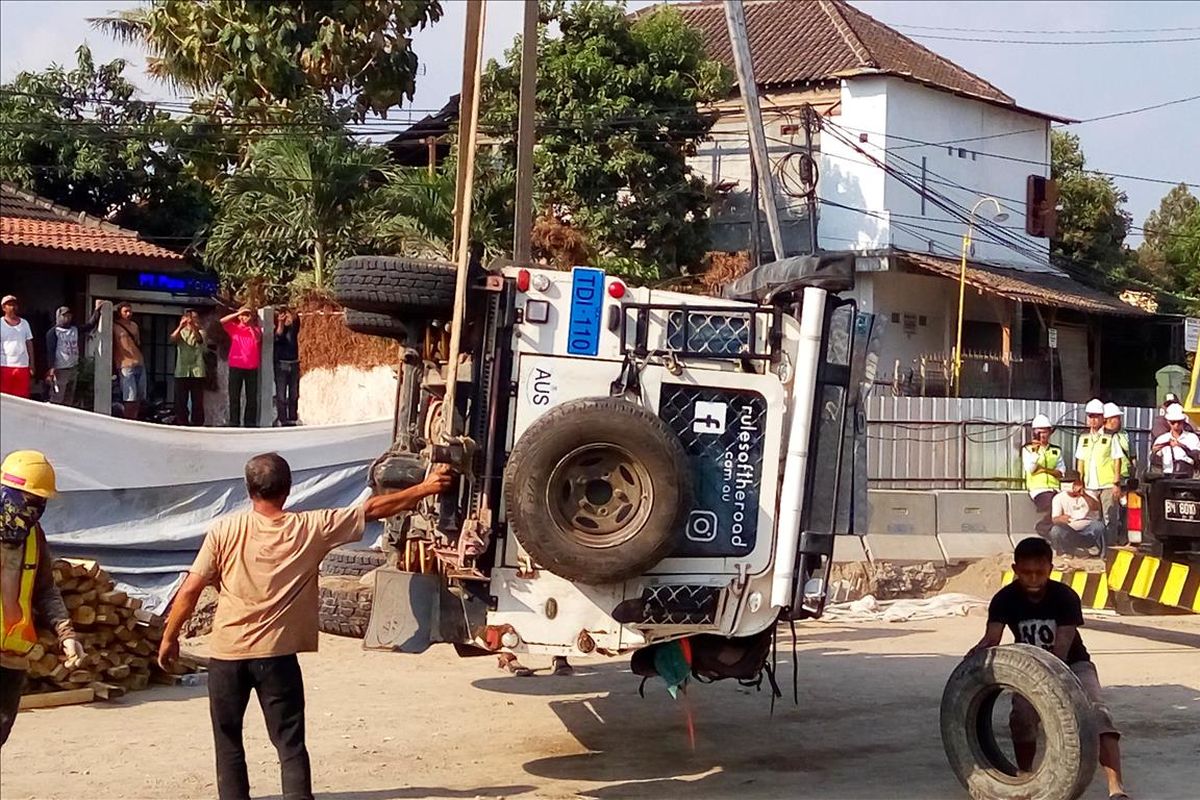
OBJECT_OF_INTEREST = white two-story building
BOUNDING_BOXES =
[672,0,1146,401]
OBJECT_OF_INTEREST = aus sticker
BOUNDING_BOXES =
[527,366,557,407]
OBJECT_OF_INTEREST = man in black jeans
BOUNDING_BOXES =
[157,453,452,800]
[274,308,301,425]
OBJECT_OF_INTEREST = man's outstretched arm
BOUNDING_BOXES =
[964,622,1005,659]
[363,465,454,522]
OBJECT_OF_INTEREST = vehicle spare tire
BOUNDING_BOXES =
[318,577,373,638]
[332,255,456,316]
[343,309,414,342]
[504,397,692,584]
[940,644,1098,800]
[319,547,387,578]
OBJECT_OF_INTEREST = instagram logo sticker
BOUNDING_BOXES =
[686,509,718,543]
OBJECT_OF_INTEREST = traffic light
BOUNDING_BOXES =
[1025,175,1058,238]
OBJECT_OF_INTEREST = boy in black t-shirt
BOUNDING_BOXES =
[967,537,1129,800]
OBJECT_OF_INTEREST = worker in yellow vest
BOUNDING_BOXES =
[1074,399,1124,551]
[1,450,85,746]
[1021,414,1064,537]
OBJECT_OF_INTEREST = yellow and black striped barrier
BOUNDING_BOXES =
[1106,549,1200,614]
[1001,568,1111,610]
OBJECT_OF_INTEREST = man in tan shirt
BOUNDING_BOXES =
[158,453,451,800]
[112,301,146,419]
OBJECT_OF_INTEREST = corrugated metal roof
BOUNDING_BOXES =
[898,251,1146,317]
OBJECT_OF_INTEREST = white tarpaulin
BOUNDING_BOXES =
[0,396,392,610]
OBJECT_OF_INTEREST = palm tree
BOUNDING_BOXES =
[205,133,384,288]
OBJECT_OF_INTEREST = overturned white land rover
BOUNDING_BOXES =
[332,252,875,668]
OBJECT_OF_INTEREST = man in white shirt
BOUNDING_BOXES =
[1151,404,1200,478]
[1049,471,1106,557]
[0,295,34,398]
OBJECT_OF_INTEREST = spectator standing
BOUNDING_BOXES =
[273,308,301,426]
[1048,471,1106,557]
[1151,404,1200,477]
[0,295,33,398]
[1074,398,1123,549]
[1021,414,1064,538]
[222,307,263,427]
[171,308,207,426]
[45,302,102,406]
[112,302,147,420]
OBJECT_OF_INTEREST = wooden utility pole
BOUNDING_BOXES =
[442,0,487,440]
[512,0,539,265]
[450,1,486,263]
[723,0,785,260]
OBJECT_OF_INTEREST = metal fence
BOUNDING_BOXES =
[866,396,1158,490]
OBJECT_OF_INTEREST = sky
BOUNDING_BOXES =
[1,0,1198,232]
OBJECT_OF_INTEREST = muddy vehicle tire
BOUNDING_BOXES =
[318,577,373,638]
[940,644,1097,800]
[343,310,414,342]
[320,547,387,578]
[504,397,691,584]
[332,256,456,316]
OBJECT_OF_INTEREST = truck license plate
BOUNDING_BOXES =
[567,267,605,356]
[1165,498,1200,522]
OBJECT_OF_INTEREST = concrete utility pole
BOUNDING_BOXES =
[92,300,113,415]
[258,306,275,427]
[512,0,539,265]
[723,0,786,260]
[442,0,488,440]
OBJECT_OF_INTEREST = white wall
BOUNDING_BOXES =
[817,76,892,252]
[861,271,956,377]
[874,78,1051,269]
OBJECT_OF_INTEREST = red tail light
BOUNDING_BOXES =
[516,269,531,292]
[1126,491,1142,544]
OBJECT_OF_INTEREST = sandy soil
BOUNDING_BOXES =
[2,614,1197,800]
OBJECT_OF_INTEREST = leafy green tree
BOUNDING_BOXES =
[1050,130,1133,287]
[1160,205,1200,312]
[482,0,730,280]
[0,45,211,247]
[1138,183,1199,291]
[92,0,443,120]
[204,131,386,289]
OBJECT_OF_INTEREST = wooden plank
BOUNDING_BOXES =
[90,682,126,701]
[19,688,94,711]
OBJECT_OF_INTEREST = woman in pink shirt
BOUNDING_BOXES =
[221,307,263,427]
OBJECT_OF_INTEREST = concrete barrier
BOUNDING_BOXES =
[935,490,1013,562]
[865,491,946,563]
[1006,491,1050,548]
[832,535,869,563]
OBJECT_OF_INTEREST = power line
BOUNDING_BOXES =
[894,23,1200,35]
[908,33,1200,45]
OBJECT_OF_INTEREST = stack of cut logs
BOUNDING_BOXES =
[22,560,194,698]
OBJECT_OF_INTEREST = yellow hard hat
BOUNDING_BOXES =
[1,450,57,499]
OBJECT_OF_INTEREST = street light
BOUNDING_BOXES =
[953,196,1009,396]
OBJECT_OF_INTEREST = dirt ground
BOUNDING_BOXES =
[2,614,1197,800]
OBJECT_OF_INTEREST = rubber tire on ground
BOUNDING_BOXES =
[940,644,1098,800]
[318,577,373,639]
[504,396,692,585]
[319,547,387,578]
[333,255,456,316]
[343,309,413,342]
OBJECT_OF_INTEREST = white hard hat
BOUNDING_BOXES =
[1103,402,1123,419]
[1165,403,1188,422]
[1084,399,1105,415]
[1031,414,1052,429]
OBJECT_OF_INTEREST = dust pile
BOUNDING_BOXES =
[297,301,396,374]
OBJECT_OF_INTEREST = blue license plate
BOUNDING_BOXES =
[567,267,605,356]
